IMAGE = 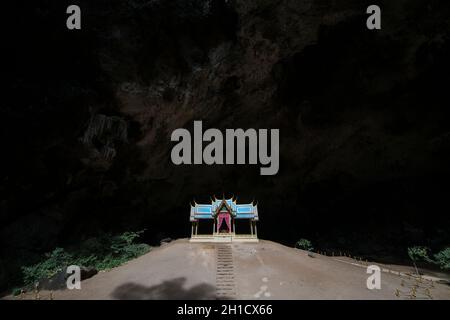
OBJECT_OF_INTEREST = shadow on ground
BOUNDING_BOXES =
[111,277,216,300]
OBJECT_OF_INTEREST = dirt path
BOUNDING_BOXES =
[5,239,450,300]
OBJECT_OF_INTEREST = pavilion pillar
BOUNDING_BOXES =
[233,219,236,234]
[213,221,216,235]
[250,220,253,236]
[191,223,194,237]
[254,223,258,238]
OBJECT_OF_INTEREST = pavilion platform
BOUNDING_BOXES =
[189,233,259,243]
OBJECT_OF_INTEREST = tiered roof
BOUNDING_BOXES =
[190,196,258,221]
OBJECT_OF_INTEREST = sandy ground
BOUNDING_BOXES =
[4,239,450,300]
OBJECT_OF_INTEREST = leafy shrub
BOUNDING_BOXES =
[407,246,450,271]
[20,230,150,287]
[434,248,450,270]
[295,239,313,251]
[407,246,431,263]
[11,287,22,296]
[22,248,73,286]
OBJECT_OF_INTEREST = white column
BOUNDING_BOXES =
[191,223,194,237]
[254,223,257,238]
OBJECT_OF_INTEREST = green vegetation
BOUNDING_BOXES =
[22,247,72,286]
[407,246,450,272]
[21,230,150,287]
[407,246,431,263]
[407,246,430,274]
[11,287,22,296]
[295,238,313,251]
[432,247,450,270]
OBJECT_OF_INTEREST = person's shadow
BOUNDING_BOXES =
[111,277,216,300]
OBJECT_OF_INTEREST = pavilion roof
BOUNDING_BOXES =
[189,197,258,222]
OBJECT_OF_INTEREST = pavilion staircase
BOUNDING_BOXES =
[215,244,237,299]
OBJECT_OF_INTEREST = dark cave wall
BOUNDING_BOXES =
[1,0,450,289]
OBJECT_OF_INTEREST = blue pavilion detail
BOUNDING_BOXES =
[189,196,259,242]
